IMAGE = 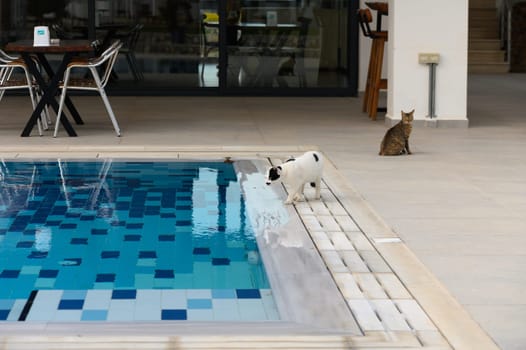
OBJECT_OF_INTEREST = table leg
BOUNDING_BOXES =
[20,53,77,137]
[37,53,84,125]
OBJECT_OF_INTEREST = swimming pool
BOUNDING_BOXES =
[0,160,278,322]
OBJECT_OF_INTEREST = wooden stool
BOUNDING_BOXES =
[358,9,388,120]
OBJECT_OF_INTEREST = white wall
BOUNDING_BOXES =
[386,0,469,126]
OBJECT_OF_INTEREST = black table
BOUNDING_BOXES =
[5,40,93,137]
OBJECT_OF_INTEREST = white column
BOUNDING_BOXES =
[387,0,469,127]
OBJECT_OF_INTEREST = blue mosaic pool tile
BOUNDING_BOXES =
[46,220,62,226]
[16,241,34,248]
[81,309,108,321]
[212,258,230,266]
[193,247,211,255]
[112,290,136,299]
[96,274,115,283]
[58,299,84,310]
[91,229,108,235]
[126,223,143,229]
[0,270,20,278]
[101,251,120,259]
[155,270,174,279]
[212,289,237,299]
[39,270,58,278]
[236,289,261,299]
[110,220,126,226]
[22,229,36,236]
[139,251,156,259]
[71,238,88,245]
[161,309,187,320]
[124,234,141,241]
[27,251,48,259]
[158,234,175,242]
[59,223,77,230]
[0,310,10,320]
[187,299,212,309]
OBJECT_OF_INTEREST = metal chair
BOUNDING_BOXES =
[53,41,123,137]
[115,24,144,81]
[0,49,43,135]
[200,15,219,80]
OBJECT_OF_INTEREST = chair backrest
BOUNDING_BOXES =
[90,40,122,88]
[357,9,373,37]
[123,24,143,51]
[201,15,219,47]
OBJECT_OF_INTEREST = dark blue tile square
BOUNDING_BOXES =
[193,247,211,255]
[16,241,34,248]
[58,299,84,310]
[0,270,20,278]
[236,289,261,299]
[111,220,126,227]
[176,220,192,226]
[161,309,187,320]
[212,258,230,266]
[80,215,95,221]
[112,290,136,299]
[96,273,115,282]
[60,223,77,229]
[0,229,7,235]
[91,229,108,235]
[158,234,175,242]
[124,234,141,242]
[46,220,62,226]
[155,270,174,278]
[139,251,157,259]
[160,213,176,218]
[23,229,36,236]
[71,238,88,245]
[126,223,143,229]
[101,251,120,259]
[0,310,9,320]
[39,269,59,278]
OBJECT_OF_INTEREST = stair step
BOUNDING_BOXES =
[469,28,500,39]
[469,63,509,73]
[469,50,506,62]
[469,8,499,20]
[469,39,502,50]
[469,0,497,9]
[469,19,498,31]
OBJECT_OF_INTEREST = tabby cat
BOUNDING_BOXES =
[379,110,414,156]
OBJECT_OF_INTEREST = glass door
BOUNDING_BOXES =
[0,0,356,95]
[220,0,356,92]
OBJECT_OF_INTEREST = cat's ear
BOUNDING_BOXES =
[409,109,415,114]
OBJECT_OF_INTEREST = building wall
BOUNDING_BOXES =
[386,0,469,127]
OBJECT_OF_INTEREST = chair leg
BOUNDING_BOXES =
[99,89,121,136]
[24,70,42,136]
[370,38,386,120]
[53,71,71,137]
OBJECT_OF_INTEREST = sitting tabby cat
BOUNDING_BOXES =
[379,109,414,156]
[278,54,296,76]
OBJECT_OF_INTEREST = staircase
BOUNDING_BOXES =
[469,0,509,73]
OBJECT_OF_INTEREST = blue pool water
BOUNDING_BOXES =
[0,160,278,321]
